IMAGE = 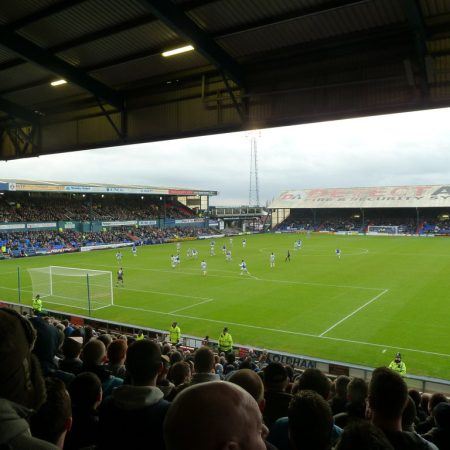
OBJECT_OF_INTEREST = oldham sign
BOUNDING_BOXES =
[270,185,450,209]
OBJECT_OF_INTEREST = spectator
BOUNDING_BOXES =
[81,339,123,398]
[65,372,102,450]
[402,396,417,432]
[61,319,74,337]
[0,308,59,449]
[157,354,175,398]
[29,316,63,376]
[30,377,72,449]
[59,337,83,375]
[98,340,170,450]
[191,346,220,384]
[334,377,368,429]
[229,368,279,450]
[169,361,192,386]
[268,368,341,449]
[367,367,438,450]
[163,381,267,450]
[262,362,293,429]
[416,393,449,435]
[229,368,266,412]
[166,361,192,401]
[105,338,127,379]
[335,421,394,450]
[293,368,331,400]
[288,390,334,450]
[422,402,450,450]
[96,333,113,350]
[408,389,428,423]
[330,375,351,415]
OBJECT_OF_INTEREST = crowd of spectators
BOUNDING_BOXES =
[0,196,194,222]
[278,215,418,234]
[0,308,448,450]
[420,219,450,235]
[277,209,450,236]
[0,226,217,257]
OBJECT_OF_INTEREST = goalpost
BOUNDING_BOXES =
[366,225,400,235]
[27,266,113,311]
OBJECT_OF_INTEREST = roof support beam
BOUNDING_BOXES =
[0,26,124,109]
[5,0,89,31]
[0,96,40,124]
[404,0,431,97]
[141,0,245,87]
[216,0,370,39]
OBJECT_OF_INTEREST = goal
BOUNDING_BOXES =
[27,266,113,311]
[366,225,399,235]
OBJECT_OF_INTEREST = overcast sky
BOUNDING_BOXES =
[2,107,450,206]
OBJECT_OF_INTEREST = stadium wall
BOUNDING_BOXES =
[0,218,210,233]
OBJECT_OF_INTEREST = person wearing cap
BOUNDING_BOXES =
[169,322,181,346]
[218,327,233,354]
[388,352,406,377]
[32,294,43,315]
[136,330,145,341]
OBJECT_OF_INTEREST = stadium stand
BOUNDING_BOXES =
[0,196,194,222]
[0,226,217,258]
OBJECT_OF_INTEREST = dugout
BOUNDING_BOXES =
[269,185,450,235]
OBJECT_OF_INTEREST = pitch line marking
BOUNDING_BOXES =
[258,247,369,256]
[90,263,385,291]
[113,303,450,359]
[116,286,213,302]
[3,283,212,302]
[3,285,445,359]
[0,270,24,276]
[169,299,214,314]
[319,289,389,337]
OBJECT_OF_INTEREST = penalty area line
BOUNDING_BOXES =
[116,286,213,302]
[319,289,389,337]
[169,298,214,314]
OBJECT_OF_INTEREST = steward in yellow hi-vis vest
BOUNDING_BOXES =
[388,352,406,377]
[218,327,233,353]
[136,330,145,341]
[32,294,43,314]
[169,322,181,345]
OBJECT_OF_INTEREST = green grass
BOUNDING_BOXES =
[1,233,449,380]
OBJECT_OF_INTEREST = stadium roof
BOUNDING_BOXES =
[269,185,450,209]
[1,1,450,160]
[0,178,217,196]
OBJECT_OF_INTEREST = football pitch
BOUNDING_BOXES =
[0,233,449,380]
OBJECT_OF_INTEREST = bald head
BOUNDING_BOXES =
[164,382,266,450]
[229,369,265,406]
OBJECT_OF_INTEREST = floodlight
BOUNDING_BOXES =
[162,45,194,57]
[50,79,67,87]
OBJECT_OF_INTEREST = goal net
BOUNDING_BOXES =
[367,225,399,235]
[27,266,113,311]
